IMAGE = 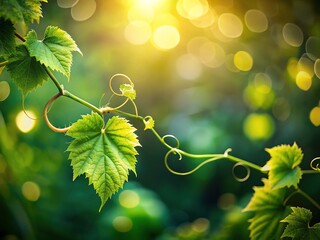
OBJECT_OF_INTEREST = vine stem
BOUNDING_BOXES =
[297,188,320,211]
[115,109,264,173]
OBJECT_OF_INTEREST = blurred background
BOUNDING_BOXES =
[1,0,320,239]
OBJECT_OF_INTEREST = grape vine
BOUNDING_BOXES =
[1,1,320,239]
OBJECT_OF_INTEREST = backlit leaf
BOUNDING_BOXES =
[263,143,303,189]
[243,178,290,240]
[25,26,82,79]
[0,0,47,25]
[7,45,48,95]
[66,113,140,211]
[120,83,136,100]
[0,18,16,57]
[281,207,320,240]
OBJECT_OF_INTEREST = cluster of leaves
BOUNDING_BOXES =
[244,143,320,239]
[0,0,141,210]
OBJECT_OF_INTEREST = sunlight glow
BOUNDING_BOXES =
[152,25,180,50]
[128,5,154,23]
[310,106,320,127]
[243,113,274,141]
[112,216,133,232]
[16,110,36,133]
[22,181,41,201]
[124,21,151,45]
[282,23,304,47]
[218,13,243,38]
[0,81,10,101]
[244,9,268,33]
[119,190,140,208]
[234,51,253,71]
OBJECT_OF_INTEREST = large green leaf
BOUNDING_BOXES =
[243,179,290,240]
[0,18,16,57]
[7,45,48,95]
[0,0,47,25]
[66,113,140,211]
[263,143,303,189]
[25,26,82,79]
[281,207,320,240]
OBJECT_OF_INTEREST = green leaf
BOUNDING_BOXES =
[7,45,48,95]
[0,0,47,25]
[120,83,136,100]
[264,143,303,189]
[143,116,155,130]
[66,113,140,211]
[25,26,82,79]
[0,18,16,57]
[281,207,320,240]
[243,179,290,240]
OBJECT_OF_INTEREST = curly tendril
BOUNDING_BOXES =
[164,149,225,175]
[162,134,180,149]
[310,157,320,172]
[107,74,138,116]
[44,93,70,133]
[232,162,251,182]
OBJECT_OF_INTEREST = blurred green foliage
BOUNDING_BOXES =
[1,0,320,239]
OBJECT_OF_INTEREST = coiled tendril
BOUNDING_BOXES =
[310,157,320,172]
[232,162,251,182]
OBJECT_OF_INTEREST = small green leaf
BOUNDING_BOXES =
[7,45,48,95]
[0,18,16,57]
[25,26,82,79]
[120,83,136,100]
[0,0,47,25]
[281,207,320,240]
[264,143,303,189]
[67,113,140,211]
[143,116,155,130]
[243,179,290,240]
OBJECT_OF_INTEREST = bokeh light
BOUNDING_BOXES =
[119,190,140,208]
[272,98,291,121]
[314,59,320,79]
[199,41,225,68]
[244,9,268,33]
[176,54,202,80]
[310,106,320,127]
[112,216,133,232]
[234,51,253,71]
[15,110,36,133]
[0,81,10,101]
[282,23,303,47]
[306,36,320,60]
[71,0,96,21]
[176,0,209,20]
[190,8,216,28]
[57,0,78,8]
[152,25,180,50]
[218,13,243,38]
[295,71,312,91]
[21,181,41,201]
[243,113,275,141]
[192,218,210,233]
[218,193,236,210]
[124,21,151,45]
